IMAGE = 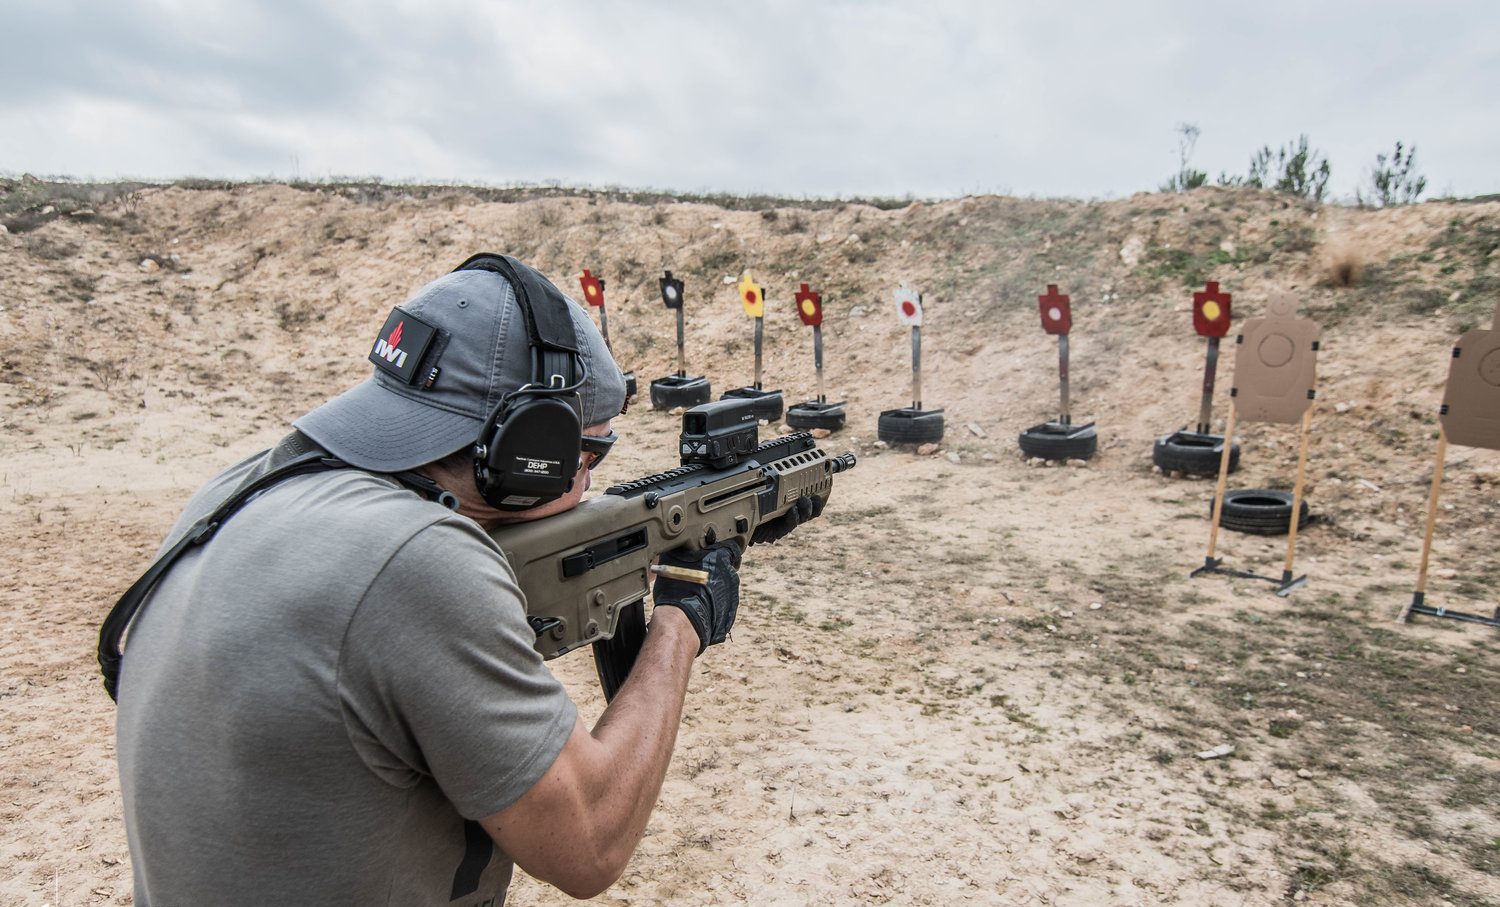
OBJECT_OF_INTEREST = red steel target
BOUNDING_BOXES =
[1039,284,1071,335]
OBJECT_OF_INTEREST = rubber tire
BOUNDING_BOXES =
[878,408,945,445]
[1018,423,1098,461]
[622,371,638,401]
[1211,489,1312,536]
[649,376,712,410]
[785,402,846,431]
[720,387,785,422]
[1153,431,1240,476]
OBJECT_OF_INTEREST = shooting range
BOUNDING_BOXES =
[1397,301,1500,629]
[877,282,945,445]
[1192,293,1322,596]
[16,172,1500,906]
[648,270,713,410]
[784,282,847,431]
[719,271,785,421]
[1018,284,1098,460]
[578,268,637,400]
[1153,281,1241,476]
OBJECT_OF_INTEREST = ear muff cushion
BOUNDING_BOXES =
[475,392,582,510]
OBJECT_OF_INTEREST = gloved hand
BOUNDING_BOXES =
[651,541,741,656]
[750,494,825,545]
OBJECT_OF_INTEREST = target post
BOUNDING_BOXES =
[1192,281,1233,434]
[719,272,783,421]
[1399,301,1500,628]
[579,268,636,399]
[877,282,945,446]
[648,270,712,410]
[786,283,846,431]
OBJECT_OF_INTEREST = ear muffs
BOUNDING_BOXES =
[452,253,591,512]
[473,383,584,511]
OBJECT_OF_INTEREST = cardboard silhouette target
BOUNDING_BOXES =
[648,270,712,410]
[1153,281,1241,478]
[1193,293,1321,596]
[1399,301,1500,629]
[578,269,636,400]
[719,272,784,421]
[1018,284,1098,461]
[786,283,847,431]
[1440,301,1500,450]
[878,283,945,446]
[1231,294,1321,423]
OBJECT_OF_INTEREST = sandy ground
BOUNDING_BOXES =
[1,181,1497,906]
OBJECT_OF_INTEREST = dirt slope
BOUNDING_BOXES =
[1,180,1497,906]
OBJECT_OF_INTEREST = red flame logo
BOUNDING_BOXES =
[388,321,404,348]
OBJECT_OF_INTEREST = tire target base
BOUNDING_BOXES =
[878,407,945,446]
[1018,421,1098,461]
[1153,430,1240,476]
[786,400,846,431]
[1209,489,1312,536]
[622,371,638,401]
[720,386,784,422]
[649,374,712,410]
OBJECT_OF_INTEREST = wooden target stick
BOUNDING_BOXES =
[1400,429,1449,622]
[1279,406,1316,592]
[1205,402,1239,562]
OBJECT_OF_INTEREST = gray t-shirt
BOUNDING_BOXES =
[115,447,577,907]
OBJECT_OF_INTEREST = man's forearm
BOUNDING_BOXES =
[482,607,701,898]
[584,608,699,867]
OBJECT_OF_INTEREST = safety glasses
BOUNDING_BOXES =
[579,430,618,470]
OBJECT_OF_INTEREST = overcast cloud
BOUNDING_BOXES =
[2,0,1496,200]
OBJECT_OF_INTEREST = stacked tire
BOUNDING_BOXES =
[1017,422,1097,461]
[1153,431,1239,476]
[878,408,944,445]
[649,375,712,410]
[786,402,846,431]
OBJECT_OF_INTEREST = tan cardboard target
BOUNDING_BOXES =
[1231,294,1321,424]
[1439,301,1500,451]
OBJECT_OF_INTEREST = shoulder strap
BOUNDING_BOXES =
[97,448,347,702]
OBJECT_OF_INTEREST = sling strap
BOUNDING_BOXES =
[97,445,349,701]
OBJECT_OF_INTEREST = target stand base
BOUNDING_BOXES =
[720,386,784,422]
[649,374,712,410]
[785,400,846,432]
[1018,420,1098,461]
[878,407,945,446]
[1403,592,1500,629]
[1190,559,1309,596]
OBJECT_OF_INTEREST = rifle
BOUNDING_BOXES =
[490,397,857,699]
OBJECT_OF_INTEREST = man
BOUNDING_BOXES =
[110,255,740,905]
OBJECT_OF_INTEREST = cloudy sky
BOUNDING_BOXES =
[2,0,1496,201]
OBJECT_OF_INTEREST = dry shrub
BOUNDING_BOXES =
[1322,242,1364,287]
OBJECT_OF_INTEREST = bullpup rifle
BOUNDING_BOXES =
[490,397,857,699]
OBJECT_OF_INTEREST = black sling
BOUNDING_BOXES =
[96,446,347,702]
[96,434,459,702]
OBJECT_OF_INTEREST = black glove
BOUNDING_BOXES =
[651,541,741,656]
[750,494,825,545]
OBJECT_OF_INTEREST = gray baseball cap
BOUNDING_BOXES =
[295,267,626,472]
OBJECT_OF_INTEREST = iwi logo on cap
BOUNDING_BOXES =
[369,307,439,385]
[374,321,408,367]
